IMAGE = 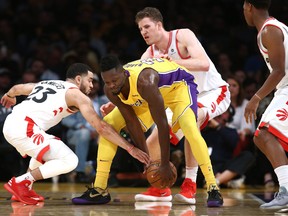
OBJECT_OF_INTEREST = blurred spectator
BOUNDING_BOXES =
[233,69,247,85]
[0,67,22,181]
[226,76,255,156]
[216,53,233,80]
[202,106,255,188]
[88,73,109,117]
[242,77,258,100]
[0,67,12,95]
[16,69,39,84]
[61,112,93,183]
[28,58,60,81]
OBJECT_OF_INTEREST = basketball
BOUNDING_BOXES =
[146,159,177,189]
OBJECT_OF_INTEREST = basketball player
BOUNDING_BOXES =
[243,0,288,209]
[72,56,223,207]
[1,63,149,205]
[134,7,230,204]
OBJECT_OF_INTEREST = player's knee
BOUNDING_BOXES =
[63,152,78,172]
[253,128,267,147]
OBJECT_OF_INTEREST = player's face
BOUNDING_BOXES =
[138,17,161,45]
[101,68,127,95]
[79,71,94,95]
[243,1,254,26]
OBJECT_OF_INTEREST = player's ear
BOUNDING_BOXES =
[75,75,82,85]
[156,21,162,29]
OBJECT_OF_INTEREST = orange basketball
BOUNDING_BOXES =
[146,160,177,189]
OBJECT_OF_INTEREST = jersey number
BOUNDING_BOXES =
[26,86,57,103]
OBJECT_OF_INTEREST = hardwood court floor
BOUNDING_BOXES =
[0,182,285,216]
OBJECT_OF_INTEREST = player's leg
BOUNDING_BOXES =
[72,107,126,205]
[10,158,45,202]
[146,127,161,160]
[253,94,288,209]
[169,83,223,207]
[4,137,78,205]
[177,108,223,207]
[174,107,206,204]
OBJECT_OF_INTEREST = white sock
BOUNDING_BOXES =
[15,172,35,189]
[275,165,288,190]
[185,166,198,182]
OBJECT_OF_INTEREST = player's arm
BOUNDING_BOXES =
[174,28,210,72]
[66,88,149,165]
[244,26,285,123]
[104,86,149,154]
[252,26,285,100]
[1,83,36,108]
[137,68,170,164]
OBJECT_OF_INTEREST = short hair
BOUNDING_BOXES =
[100,55,121,72]
[245,0,271,9]
[66,63,92,79]
[135,7,163,24]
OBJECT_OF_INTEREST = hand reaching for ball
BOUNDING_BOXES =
[146,160,177,189]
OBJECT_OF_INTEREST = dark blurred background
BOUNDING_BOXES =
[0,0,287,186]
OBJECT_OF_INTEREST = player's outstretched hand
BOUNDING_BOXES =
[1,94,16,108]
[128,146,150,165]
[157,163,176,188]
[100,102,116,117]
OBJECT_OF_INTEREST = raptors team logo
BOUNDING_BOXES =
[32,133,44,145]
[276,108,288,121]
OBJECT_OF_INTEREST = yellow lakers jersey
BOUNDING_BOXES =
[119,58,198,108]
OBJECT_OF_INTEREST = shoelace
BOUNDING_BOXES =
[18,182,32,196]
[181,180,195,192]
[82,185,95,195]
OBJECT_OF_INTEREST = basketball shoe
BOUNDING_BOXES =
[11,188,44,202]
[134,187,172,202]
[4,177,38,205]
[174,178,196,204]
[72,185,111,205]
[207,184,223,207]
[260,186,288,209]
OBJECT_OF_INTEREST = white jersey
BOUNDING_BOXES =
[11,80,77,131]
[149,29,228,93]
[257,17,288,90]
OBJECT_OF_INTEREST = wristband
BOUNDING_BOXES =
[127,145,135,154]
[254,93,261,100]
[6,93,15,98]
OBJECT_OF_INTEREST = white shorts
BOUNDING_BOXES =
[198,85,231,121]
[167,85,230,144]
[3,114,64,163]
[256,88,288,150]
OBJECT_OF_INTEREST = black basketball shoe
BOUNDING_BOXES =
[72,185,111,205]
[207,184,223,207]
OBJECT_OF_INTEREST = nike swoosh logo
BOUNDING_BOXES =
[89,192,100,198]
[160,192,167,196]
[100,159,109,162]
